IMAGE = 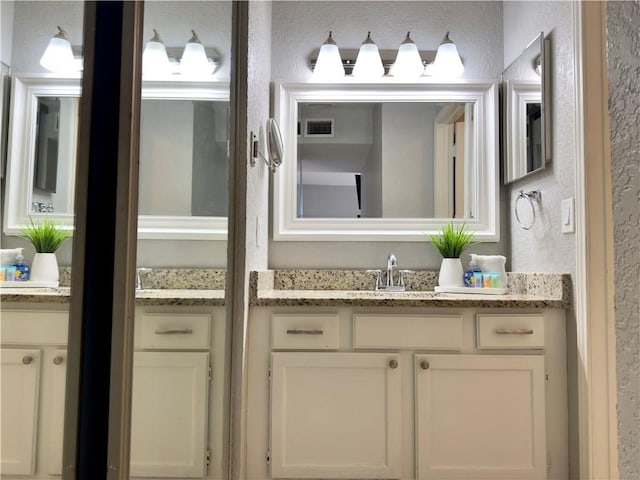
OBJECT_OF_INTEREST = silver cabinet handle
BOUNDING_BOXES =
[420,360,430,370]
[53,356,64,365]
[22,355,33,365]
[286,329,323,335]
[154,328,193,335]
[389,359,399,369]
[495,328,534,335]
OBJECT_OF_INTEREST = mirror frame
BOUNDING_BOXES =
[3,75,230,240]
[503,32,551,184]
[273,81,499,241]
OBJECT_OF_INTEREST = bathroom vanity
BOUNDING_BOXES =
[0,287,227,480]
[245,271,569,480]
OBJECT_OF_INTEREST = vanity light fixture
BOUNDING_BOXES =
[352,32,385,78]
[179,30,216,77]
[312,31,345,80]
[142,29,171,77]
[389,32,424,79]
[40,27,82,73]
[431,31,465,78]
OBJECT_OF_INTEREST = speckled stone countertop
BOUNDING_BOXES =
[249,270,571,308]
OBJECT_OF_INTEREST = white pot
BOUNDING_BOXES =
[30,253,59,283]
[438,257,464,287]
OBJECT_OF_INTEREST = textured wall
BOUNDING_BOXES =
[1,0,14,65]
[607,2,640,477]
[269,0,507,269]
[2,1,231,267]
[503,1,576,276]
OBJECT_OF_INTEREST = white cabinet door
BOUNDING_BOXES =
[270,352,402,479]
[130,351,209,478]
[0,348,40,475]
[415,354,547,479]
[42,349,68,475]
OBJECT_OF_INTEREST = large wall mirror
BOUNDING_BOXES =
[503,32,551,184]
[3,75,229,239]
[273,82,499,241]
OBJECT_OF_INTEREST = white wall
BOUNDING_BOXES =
[1,1,232,268]
[1,0,14,66]
[269,0,507,269]
[607,2,640,477]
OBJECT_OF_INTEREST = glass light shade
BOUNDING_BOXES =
[390,32,424,78]
[142,29,171,77]
[432,32,464,78]
[352,32,384,78]
[313,31,345,80]
[180,30,214,77]
[40,27,76,73]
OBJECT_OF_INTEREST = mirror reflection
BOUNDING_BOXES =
[503,32,549,183]
[297,101,472,219]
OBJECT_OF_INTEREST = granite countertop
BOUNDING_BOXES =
[0,268,571,309]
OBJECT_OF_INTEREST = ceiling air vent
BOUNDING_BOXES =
[304,119,334,137]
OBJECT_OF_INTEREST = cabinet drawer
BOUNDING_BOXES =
[1,310,68,345]
[139,313,210,350]
[476,314,544,349]
[271,314,339,350]
[353,314,463,350]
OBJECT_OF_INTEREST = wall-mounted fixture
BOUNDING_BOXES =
[142,28,220,79]
[312,31,345,80]
[40,27,82,74]
[250,118,284,172]
[352,32,384,78]
[309,31,464,80]
[515,190,542,230]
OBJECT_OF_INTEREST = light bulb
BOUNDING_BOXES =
[142,29,171,77]
[352,32,384,78]
[40,27,76,73]
[390,32,424,79]
[180,30,214,77]
[432,32,464,78]
[313,31,345,80]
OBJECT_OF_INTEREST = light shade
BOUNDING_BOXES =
[313,31,345,80]
[352,32,384,78]
[142,29,171,77]
[390,32,424,79]
[180,30,214,77]
[40,27,76,73]
[432,32,464,78]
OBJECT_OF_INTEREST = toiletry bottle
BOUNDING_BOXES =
[463,260,476,287]
[12,251,30,281]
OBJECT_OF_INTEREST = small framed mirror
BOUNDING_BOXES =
[3,76,230,239]
[273,82,499,241]
[502,32,551,184]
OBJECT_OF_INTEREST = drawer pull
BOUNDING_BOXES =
[286,329,324,335]
[388,359,399,369]
[53,356,64,365]
[154,328,194,335]
[420,360,430,370]
[22,355,33,365]
[495,328,534,335]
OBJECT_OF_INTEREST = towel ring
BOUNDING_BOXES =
[515,190,541,230]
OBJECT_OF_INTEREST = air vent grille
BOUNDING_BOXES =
[304,119,334,137]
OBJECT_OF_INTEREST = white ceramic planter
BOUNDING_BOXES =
[438,257,464,287]
[30,253,59,283]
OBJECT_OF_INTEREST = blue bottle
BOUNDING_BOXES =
[12,253,30,281]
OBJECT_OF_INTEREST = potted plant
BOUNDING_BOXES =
[21,217,70,283]
[428,222,474,287]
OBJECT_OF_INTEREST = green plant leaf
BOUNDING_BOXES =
[427,222,475,258]
[20,217,71,253]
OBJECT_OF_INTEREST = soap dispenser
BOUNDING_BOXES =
[12,248,30,281]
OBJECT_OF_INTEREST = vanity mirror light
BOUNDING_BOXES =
[273,81,499,241]
[3,75,230,239]
[503,32,551,184]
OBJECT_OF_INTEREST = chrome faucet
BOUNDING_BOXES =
[367,253,413,291]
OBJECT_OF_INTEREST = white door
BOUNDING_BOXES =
[130,351,210,478]
[270,352,402,479]
[415,354,547,479]
[0,348,41,475]
[43,349,68,475]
